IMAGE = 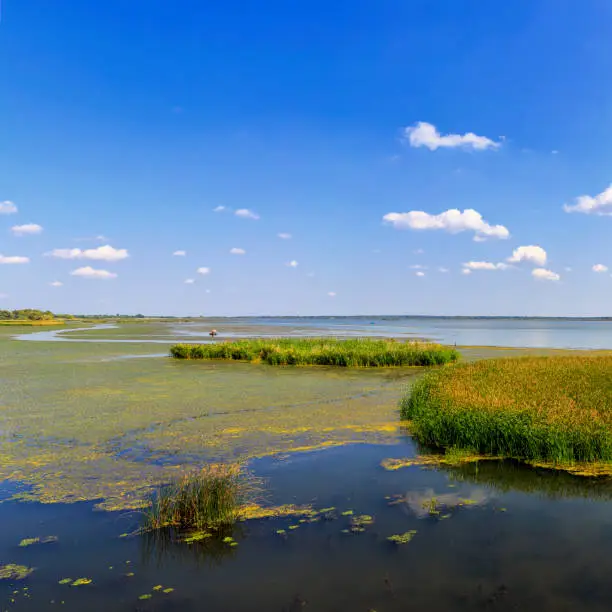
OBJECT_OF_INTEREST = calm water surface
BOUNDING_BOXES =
[17,317,612,349]
[2,442,612,611]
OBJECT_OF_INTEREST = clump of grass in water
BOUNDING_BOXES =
[170,337,459,368]
[143,465,256,532]
[402,356,612,465]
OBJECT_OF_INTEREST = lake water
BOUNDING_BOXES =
[17,316,612,349]
[3,321,612,610]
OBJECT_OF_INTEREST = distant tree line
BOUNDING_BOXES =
[0,309,58,321]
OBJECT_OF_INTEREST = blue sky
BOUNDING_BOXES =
[1,0,612,316]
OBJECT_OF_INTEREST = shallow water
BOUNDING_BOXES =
[3,443,612,611]
[17,316,612,349]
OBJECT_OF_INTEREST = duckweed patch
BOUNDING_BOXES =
[387,530,417,545]
[170,337,459,367]
[0,565,34,580]
[18,535,58,547]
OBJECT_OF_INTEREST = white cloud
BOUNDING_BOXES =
[413,248,425,254]
[213,206,226,212]
[563,185,612,215]
[403,121,501,151]
[75,235,108,242]
[532,268,560,282]
[173,250,186,256]
[438,267,449,273]
[49,281,63,287]
[593,264,608,273]
[0,201,17,214]
[184,278,195,284]
[286,260,299,268]
[463,261,509,271]
[12,223,43,236]
[230,247,246,255]
[415,271,425,277]
[235,208,259,220]
[70,266,117,279]
[383,208,509,241]
[507,245,547,267]
[197,267,210,275]
[46,245,129,261]
[327,291,336,297]
[278,233,292,240]
[461,268,472,275]
[410,264,427,270]
[0,255,29,264]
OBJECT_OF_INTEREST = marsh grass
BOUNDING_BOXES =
[170,338,459,367]
[143,465,258,532]
[402,355,612,464]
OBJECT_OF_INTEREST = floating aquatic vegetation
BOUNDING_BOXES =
[350,514,374,532]
[183,531,212,543]
[71,578,92,586]
[153,585,163,591]
[18,535,58,547]
[139,594,152,600]
[0,565,34,580]
[58,578,72,585]
[387,530,417,544]
[163,587,174,593]
[341,510,354,516]
[222,536,238,546]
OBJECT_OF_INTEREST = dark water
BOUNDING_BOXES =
[3,441,612,611]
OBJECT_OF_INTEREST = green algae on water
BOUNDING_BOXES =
[387,530,418,545]
[0,565,34,580]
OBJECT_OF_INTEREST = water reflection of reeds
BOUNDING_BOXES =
[140,524,244,568]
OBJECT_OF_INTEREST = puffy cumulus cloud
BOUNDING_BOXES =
[197,267,210,275]
[593,264,608,273]
[213,206,226,212]
[403,121,501,151]
[383,208,509,241]
[49,281,63,287]
[46,245,129,261]
[184,278,195,284]
[70,266,117,279]
[507,245,547,267]
[563,185,612,215]
[0,254,29,264]
[12,223,43,236]
[173,250,186,256]
[278,233,292,240]
[532,268,560,282]
[230,247,246,255]
[328,291,336,297]
[0,201,17,214]
[286,260,299,268]
[235,208,259,220]
[415,271,425,277]
[463,261,509,271]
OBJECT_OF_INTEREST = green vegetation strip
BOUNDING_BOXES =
[170,338,459,367]
[402,356,612,464]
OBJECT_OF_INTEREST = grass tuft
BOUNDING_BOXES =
[143,465,257,532]
[170,337,459,368]
[402,356,612,464]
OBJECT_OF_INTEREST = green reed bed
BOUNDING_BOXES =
[402,355,612,464]
[143,465,256,532]
[170,338,459,367]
